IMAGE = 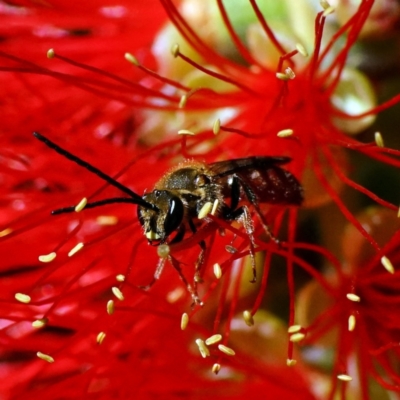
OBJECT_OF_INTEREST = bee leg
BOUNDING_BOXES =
[189,220,206,287]
[226,176,258,282]
[139,256,167,290]
[236,206,257,283]
[235,175,279,245]
[169,255,203,307]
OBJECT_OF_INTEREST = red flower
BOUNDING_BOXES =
[1,0,400,398]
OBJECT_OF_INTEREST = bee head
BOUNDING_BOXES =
[137,190,184,245]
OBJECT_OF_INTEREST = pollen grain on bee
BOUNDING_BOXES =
[37,352,54,363]
[211,199,219,215]
[74,197,87,212]
[15,293,31,304]
[68,242,84,257]
[195,339,210,358]
[38,252,57,263]
[32,318,48,328]
[107,300,115,315]
[381,256,395,274]
[346,293,361,302]
[181,313,189,330]
[157,244,170,259]
[205,334,222,346]
[218,344,235,356]
[243,310,254,327]
[337,374,352,382]
[348,315,356,332]
[198,202,213,219]
[111,287,124,301]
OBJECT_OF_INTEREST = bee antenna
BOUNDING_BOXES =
[33,132,158,212]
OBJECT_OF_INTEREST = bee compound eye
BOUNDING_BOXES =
[163,197,184,237]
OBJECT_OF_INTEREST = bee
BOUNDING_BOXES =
[33,132,303,304]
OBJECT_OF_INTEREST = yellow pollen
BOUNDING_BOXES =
[96,215,118,226]
[111,287,124,301]
[213,263,222,279]
[116,274,125,282]
[124,52,139,66]
[38,252,57,263]
[96,332,106,344]
[157,244,170,259]
[212,363,221,375]
[211,199,219,215]
[46,48,55,58]
[286,359,297,367]
[322,5,335,17]
[337,374,352,382]
[243,310,254,327]
[289,332,305,342]
[296,43,308,57]
[346,293,361,302]
[218,344,235,356]
[178,129,195,136]
[213,119,221,135]
[276,72,290,81]
[32,318,48,328]
[205,334,222,346]
[288,325,302,333]
[37,352,54,363]
[15,293,31,304]
[195,339,210,358]
[198,202,213,219]
[68,242,84,257]
[171,43,179,58]
[381,256,395,274]
[0,228,12,237]
[107,300,115,315]
[179,94,187,108]
[374,132,384,147]
[277,129,294,138]
[181,313,189,330]
[348,315,356,332]
[398,206,400,218]
[284,67,295,79]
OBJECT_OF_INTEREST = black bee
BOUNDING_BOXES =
[33,132,303,302]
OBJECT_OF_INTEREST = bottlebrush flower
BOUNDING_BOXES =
[1,0,400,399]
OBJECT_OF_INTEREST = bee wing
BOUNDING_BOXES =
[209,156,291,178]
